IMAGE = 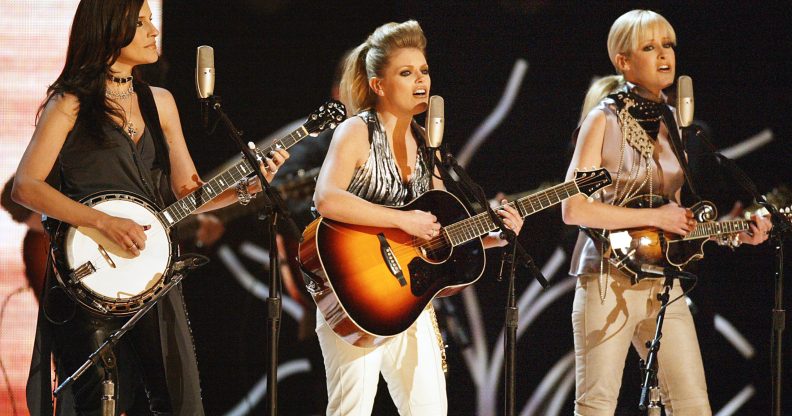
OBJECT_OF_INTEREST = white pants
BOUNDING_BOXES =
[316,308,447,416]
[572,272,712,416]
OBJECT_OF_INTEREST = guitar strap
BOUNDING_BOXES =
[660,105,701,201]
[135,81,177,207]
[135,81,170,176]
[409,118,479,214]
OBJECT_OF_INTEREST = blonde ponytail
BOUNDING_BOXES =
[578,74,625,124]
[339,20,427,114]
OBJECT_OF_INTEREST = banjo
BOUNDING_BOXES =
[49,100,345,317]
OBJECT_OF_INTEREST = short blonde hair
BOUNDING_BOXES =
[607,10,676,73]
[340,20,427,114]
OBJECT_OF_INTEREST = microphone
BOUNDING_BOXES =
[676,75,694,128]
[196,45,215,129]
[426,95,444,149]
[640,263,697,280]
[424,95,444,174]
[173,254,210,272]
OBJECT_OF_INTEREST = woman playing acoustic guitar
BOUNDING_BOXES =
[312,20,523,415]
[561,9,771,415]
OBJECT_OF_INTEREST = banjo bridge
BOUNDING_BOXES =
[97,244,117,268]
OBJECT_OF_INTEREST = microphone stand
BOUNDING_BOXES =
[206,96,300,416]
[435,150,547,416]
[638,273,681,415]
[53,254,208,414]
[687,126,792,416]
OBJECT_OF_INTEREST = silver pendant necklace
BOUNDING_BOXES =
[106,76,137,139]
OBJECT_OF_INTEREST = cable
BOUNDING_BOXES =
[0,285,32,416]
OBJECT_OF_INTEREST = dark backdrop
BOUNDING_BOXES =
[155,1,792,414]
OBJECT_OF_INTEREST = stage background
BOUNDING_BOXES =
[1,1,790,415]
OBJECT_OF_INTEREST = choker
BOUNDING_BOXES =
[625,91,663,140]
[108,74,133,84]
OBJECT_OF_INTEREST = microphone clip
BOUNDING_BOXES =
[638,263,697,282]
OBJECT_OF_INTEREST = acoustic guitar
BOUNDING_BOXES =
[298,168,612,347]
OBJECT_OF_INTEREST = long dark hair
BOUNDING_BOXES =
[39,0,144,143]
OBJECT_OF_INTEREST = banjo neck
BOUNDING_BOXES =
[157,126,310,229]
[156,99,345,229]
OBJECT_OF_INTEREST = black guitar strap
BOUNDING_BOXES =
[135,81,176,207]
[135,81,171,176]
[660,105,701,201]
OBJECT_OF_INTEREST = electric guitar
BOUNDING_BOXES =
[600,194,792,282]
[49,100,345,316]
[298,168,612,347]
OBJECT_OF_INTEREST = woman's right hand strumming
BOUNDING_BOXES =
[651,202,695,236]
[398,209,441,240]
[96,213,150,257]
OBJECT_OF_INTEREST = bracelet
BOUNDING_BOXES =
[236,177,256,206]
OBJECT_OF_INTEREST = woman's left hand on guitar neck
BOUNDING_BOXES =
[485,199,524,248]
[723,201,773,246]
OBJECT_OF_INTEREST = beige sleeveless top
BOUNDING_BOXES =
[569,89,686,276]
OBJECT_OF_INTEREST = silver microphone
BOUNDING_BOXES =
[676,75,694,128]
[196,45,215,99]
[426,95,444,148]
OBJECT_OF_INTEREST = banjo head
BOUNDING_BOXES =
[56,192,173,316]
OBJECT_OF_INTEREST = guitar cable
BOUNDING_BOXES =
[0,285,31,416]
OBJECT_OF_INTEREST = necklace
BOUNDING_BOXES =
[106,82,134,100]
[123,97,138,139]
[108,74,133,84]
[106,77,138,139]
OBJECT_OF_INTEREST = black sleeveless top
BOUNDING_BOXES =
[52,82,175,212]
[58,124,161,202]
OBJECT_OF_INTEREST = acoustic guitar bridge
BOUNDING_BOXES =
[377,233,406,286]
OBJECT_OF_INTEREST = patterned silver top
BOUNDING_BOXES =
[346,111,432,206]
